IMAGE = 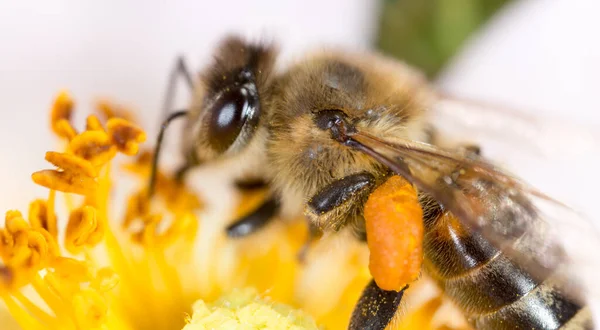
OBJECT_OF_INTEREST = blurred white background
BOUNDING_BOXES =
[0,0,598,219]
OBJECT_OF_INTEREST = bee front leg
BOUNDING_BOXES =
[349,280,407,330]
[306,172,377,232]
[301,172,376,260]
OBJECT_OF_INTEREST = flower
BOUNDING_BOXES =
[183,288,319,329]
[0,91,468,329]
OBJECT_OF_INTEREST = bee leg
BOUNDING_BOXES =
[234,178,269,191]
[226,197,279,238]
[148,57,195,197]
[349,280,407,330]
[296,222,323,263]
[147,110,189,197]
[306,172,376,231]
[159,56,194,124]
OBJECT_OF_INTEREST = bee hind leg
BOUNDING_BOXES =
[349,280,407,330]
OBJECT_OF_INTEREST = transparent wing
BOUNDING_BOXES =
[428,94,600,317]
[429,95,600,212]
[430,94,600,160]
[344,125,600,312]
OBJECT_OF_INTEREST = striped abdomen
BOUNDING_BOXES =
[421,199,593,329]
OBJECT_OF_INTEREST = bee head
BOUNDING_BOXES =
[187,36,276,162]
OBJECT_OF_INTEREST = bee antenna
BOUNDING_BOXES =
[147,110,189,198]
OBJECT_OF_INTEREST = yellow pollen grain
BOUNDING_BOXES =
[184,288,319,330]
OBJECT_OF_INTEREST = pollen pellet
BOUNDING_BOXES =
[364,175,423,291]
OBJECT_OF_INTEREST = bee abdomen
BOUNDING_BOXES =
[470,279,590,330]
[423,212,501,279]
[422,205,590,329]
[429,255,539,314]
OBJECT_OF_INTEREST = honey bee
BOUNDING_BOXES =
[149,35,599,329]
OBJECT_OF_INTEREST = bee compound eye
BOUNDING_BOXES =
[208,86,258,152]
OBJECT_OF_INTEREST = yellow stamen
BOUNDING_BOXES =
[45,152,98,178]
[72,288,108,329]
[46,190,57,238]
[68,131,117,167]
[50,90,76,140]
[106,118,146,156]
[28,199,58,239]
[31,274,72,324]
[65,206,100,254]
[12,291,58,327]
[32,170,98,195]
[86,115,105,132]
[1,295,47,330]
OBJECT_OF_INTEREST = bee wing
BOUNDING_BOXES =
[429,95,600,213]
[427,94,600,317]
[346,129,600,309]
[430,94,600,161]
